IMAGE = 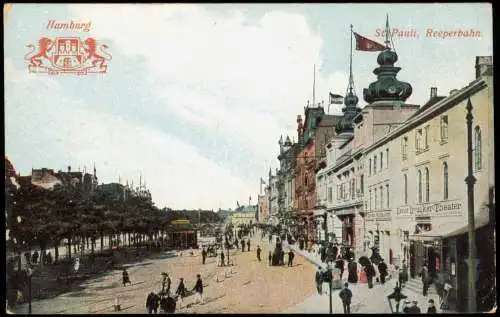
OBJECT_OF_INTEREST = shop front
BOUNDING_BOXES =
[409,207,493,312]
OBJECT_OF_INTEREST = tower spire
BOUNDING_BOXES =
[385,13,391,48]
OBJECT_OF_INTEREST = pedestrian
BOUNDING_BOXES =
[269,234,272,244]
[47,252,53,265]
[192,274,204,305]
[427,299,437,313]
[378,259,388,284]
[164,273,171,296]
[339,282,353,314]
[315,267,323,294]
[146,291,157,314]
[364,263,376,289]
[235,239,239,249]
[403,300,421,313]
[123,269,132,287]
[288,249,295,267]
[257,245,261,261]
[400,260,409,286]
[202,248,207,265]
[220,251,225,267]
[175,278,187,309]
[320,245,326,263]
[347,259,358,283]
[268,251,272,266]
[336,257,345,280]
[281,249,285,266]
[420,262,430,296]
[32,251,39,265]
[241,241,245,252]
[247,240,250,252]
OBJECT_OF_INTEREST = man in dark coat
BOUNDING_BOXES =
[315,267,323,294]
[247,240,250,252]
[146,292,159,314]
[320,245,326,263]
[339,282,353,314]
[336,258,345,280]
[288,249,295,267]
[378,259,388,284]
[202,248,207,265]
[220,251,225,267]
[192,274,204,304]
[235,239,239,249]
[365,264,376,289]
[268,251,272,266]
[241,241,245,252]
[347,259,358,283]
[123,269,132,287]
[175,277,187,309]
[256,246,261,261]
[420,262,430,296]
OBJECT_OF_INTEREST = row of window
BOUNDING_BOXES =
[402,162,448,204]
[368,148,389,176]
[368,184,390,210]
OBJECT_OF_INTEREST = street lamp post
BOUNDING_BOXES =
[465,98,477,312]
[27,265,32,314]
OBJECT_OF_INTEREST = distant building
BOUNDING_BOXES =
[228,205,258,226]
[257,194,269,224]
[96,182,125,201]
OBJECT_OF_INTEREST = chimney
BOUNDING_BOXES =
[68,165,71,173]
[430,87,437,98]
[475,56,493,78]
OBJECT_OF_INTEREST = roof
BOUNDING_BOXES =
[168,219,195,231]
[409,96,446,120]
[234,205,258,213]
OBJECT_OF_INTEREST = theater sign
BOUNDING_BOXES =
[396,199,463,218]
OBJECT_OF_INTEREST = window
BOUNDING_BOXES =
[440,115,448,142]
[403,174,408,204]
[369,189,372,210]
[386,184,390,208]
[350,178,355,199]
[474,126,482,171]
[369,158,372,176]
[374,156,377,174]
[360,174,364,194]
[418,170,422,203]
[443,162,449,200]
[328,187,333,203]
[374,188,378,210]
[304,172,308,186]
[380,152,384,170]
[402,137,408,160]
[425,167,430,202]
[416,129,422,151]
[386,148,389,168]
[424,125,430,149]
[380,186,384,209]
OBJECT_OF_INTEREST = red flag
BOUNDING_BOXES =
[353,32,386,51]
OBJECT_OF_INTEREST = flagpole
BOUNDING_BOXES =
[349,24,354,94]
[313,64,316,106]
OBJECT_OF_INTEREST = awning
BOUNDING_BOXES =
[410,211,490,241]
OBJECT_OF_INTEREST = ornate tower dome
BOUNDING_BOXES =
[363,16,412,103]
[336,24,363,135]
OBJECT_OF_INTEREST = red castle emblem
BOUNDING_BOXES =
[25,37,111,75]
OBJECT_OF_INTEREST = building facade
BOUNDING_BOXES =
[228,205,258,227]
[257,193,269,224]
[277,135,299,232]
[267,169,279,226]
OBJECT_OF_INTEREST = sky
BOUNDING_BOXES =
[4,3,492,210]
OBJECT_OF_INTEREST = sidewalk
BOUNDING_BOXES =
[285,244,454,314]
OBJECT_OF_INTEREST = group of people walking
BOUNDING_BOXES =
[143,273,204,314]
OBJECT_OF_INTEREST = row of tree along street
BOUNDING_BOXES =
[6,181,221,270]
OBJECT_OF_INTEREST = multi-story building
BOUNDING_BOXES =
[267,168,279,226]
[295,105,341,242]
[228,205,258,227]
[277,135,299,232]
[257,193,269,224]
